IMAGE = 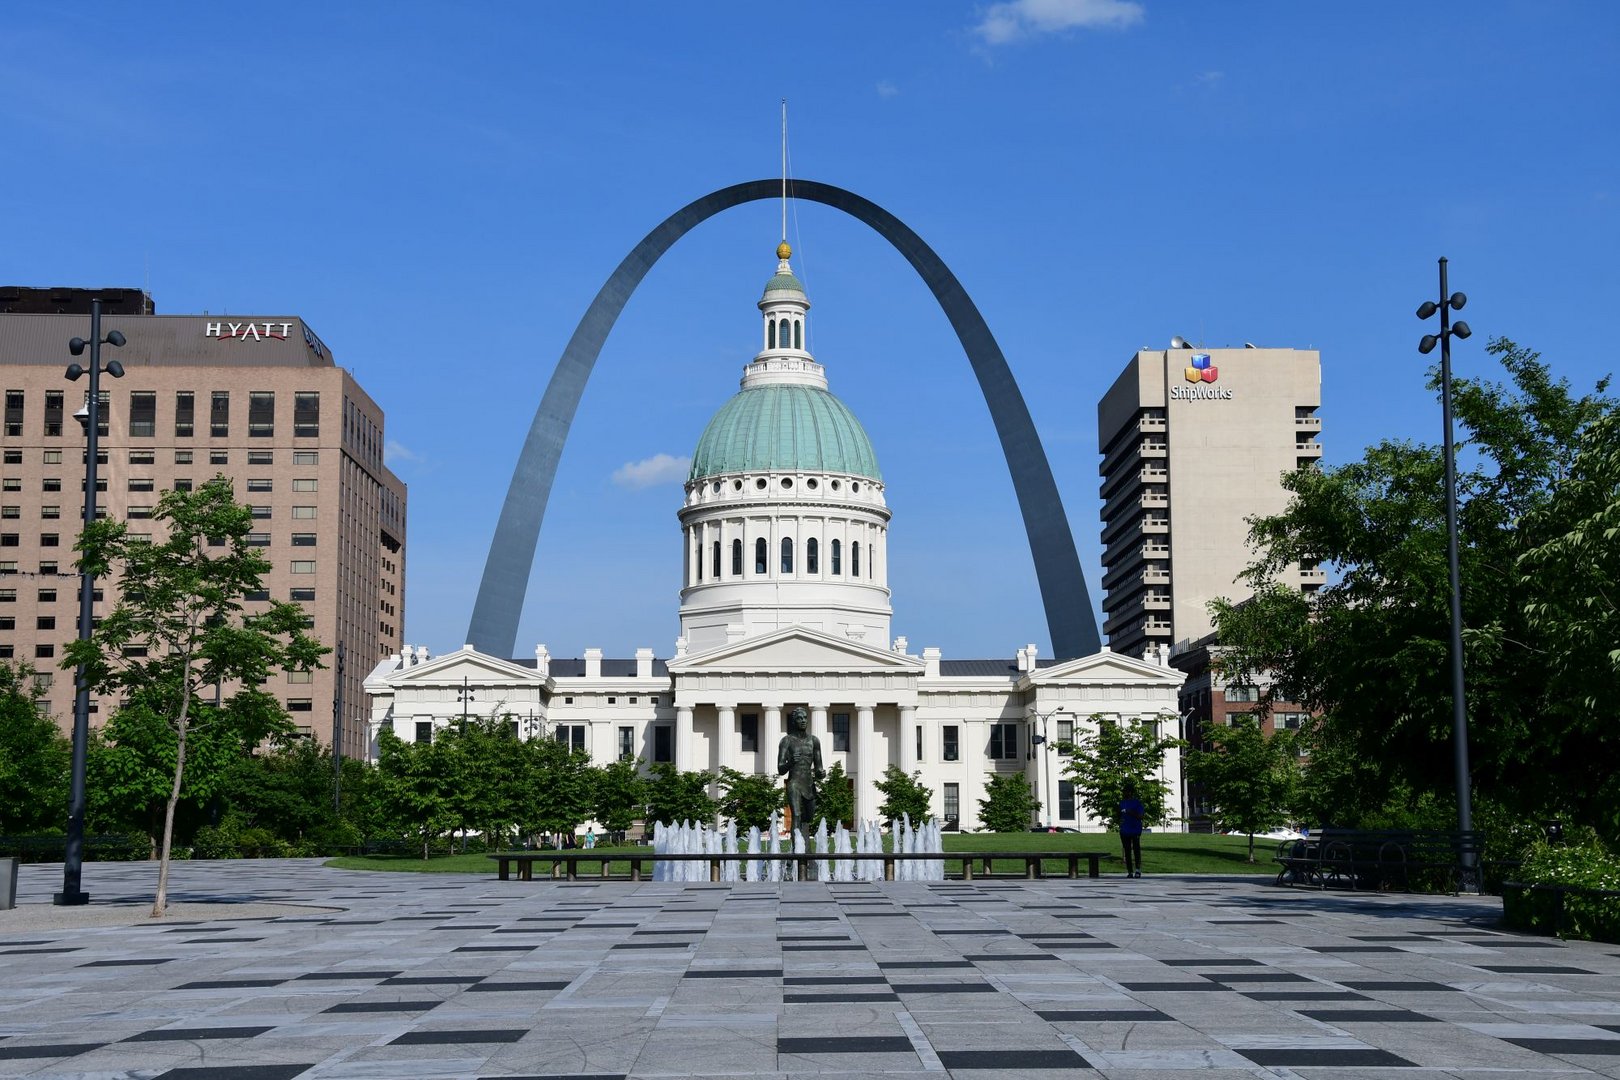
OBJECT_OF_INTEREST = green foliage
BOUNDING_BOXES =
[1062,715,1181,829]
[437,717,528,848]
[874,765,934,825]
[592,757,647,835]
[1503,836,1620,943]
[814,760,855,829]
[517,736,596,837]
[1213,339,1620,842]
[376,730,457,859]
[1183,716,1299,861]
[0,662,68,833]
[643,762,716,826]
[717,767,784,830]
[977,771,1040,833]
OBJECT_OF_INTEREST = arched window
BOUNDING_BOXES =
[768,319,777,349]
[781,537,794,574]
[852,541,861,578]
[806,537,818,574]
[831,539,841,575]
[732,538,743,576]
[712,540,721,579]
[755,537,767,574]
[794,320,802,350]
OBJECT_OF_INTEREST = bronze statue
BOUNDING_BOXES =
[777,706,824,838]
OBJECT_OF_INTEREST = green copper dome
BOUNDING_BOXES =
[764,271,805,295]
[690,384,881,482]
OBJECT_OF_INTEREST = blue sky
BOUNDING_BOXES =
[4,2,1616,661]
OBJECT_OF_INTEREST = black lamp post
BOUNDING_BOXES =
[458,676,475,729]
[54,299,125,906]
[1416,257,1475,882]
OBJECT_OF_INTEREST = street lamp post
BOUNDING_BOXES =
[54,299,125,906]
[1416,257,1476,883]
[458,676,475,729]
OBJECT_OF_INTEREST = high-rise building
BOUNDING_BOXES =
[0,289,405,758]
[1097,346,1323,660]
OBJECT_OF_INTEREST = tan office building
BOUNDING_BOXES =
[0,290,405,757]
[1097,346,1322,660]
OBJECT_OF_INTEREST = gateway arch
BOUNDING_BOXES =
[467,179,1100,660]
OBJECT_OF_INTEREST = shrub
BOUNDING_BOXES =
[1501,837,1620,943]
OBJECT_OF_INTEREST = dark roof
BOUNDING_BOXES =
[936,658,1060,678]
[510,658,670,678]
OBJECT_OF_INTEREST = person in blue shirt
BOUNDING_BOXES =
[1118,782,1145,878]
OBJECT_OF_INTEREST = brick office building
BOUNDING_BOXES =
[0,288,405,758]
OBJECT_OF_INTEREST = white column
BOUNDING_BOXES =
[763,705,783,779]
[963,720,983,831]
[856,705,876,824]
[898,705,917,776]
[675,705,694,772]
[810,704,828,751]
[716,706,736,776]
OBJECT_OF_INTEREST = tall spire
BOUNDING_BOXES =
[780,99,788,245]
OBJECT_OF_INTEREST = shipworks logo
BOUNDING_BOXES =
[1171,354,1233,400]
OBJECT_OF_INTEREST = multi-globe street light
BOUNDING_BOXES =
[54,299,126,906]
[1415,257,1475,883]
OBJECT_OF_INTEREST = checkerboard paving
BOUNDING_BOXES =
[4,859,1620,1078]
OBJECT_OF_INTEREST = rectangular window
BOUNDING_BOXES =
[129,391,157,437]
[36,616,55,630]
[38,588,55,602]
[1058,780,1076,820]
[44,391,63,437]
[37,561,55,575]
[42,450,61,464]
[0,561,13,573]
[0,589,14,602]
[292,478,317,492]
[989,723,1019,760]
[0,534,17,547]
[250,505,271,519]
[247,450,274,465]
[0,507,15,519]
[3,451,20,465]
[554,724,586,751]
[210,390,229,437]
[290,587,315,601]
[653,724,673,763]
[35,643,54,658]
[942,725,960,762]
[174,479,192,491]
[127,478,155,492]
[287,670,313,684]
[174,392,194,437]
[1276,712,1308,731]
[291,533,316,546]
[127,507,152,520]
[0,645,12,658]
[3,391,22,437]
[832,712,850,752]
[943,782,961,826]
[294,392,320,438]
[128,449,155,465]
[0,617,11,629]
[293,450,318,465]
[287,698,313,712]
[174,449,193,465]
[41,479,60,492]
[246,532,270,546]
[1224,686,1261,703]
[292,505,317,519]
[740,713,758,752]
[415,720,433,744]
[209,450,228,465]
[248,391,275,437]
[1,479,16,491]
[246,478,272,492]
[290,561,315,574]
[618,725,634,761]
[1056,718,1074,744]
[245,589,270,601]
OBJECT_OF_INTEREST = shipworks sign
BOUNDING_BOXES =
[1171,354,1233,400]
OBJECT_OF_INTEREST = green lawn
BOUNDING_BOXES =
[326,832,1278,877]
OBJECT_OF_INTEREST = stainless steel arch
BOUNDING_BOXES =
[467,179,1100,659]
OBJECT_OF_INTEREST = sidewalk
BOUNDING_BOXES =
[2,859,1617,1078]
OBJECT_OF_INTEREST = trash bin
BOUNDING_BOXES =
[0,857,17,910]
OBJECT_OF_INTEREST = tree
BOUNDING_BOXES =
[377,729,456,859]
[592,757,646,841]
[0,662,68,834]
[1062,716,1181,830]
[874,765,934,825]
[1183,716,1299,861]
[62,477,326,915]
[439,717,527,850]
[518,737,596,842]
[1212,340,1620,840]
[642,762,717,827]
[718,767,784,831]
[977,771,1040,832]
[814,761,855,830]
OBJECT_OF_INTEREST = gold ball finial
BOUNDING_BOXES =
[776,241,792,261]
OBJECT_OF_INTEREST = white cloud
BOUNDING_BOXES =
[876,80,900,98]
[974,0,1144,45]
[612,453,691,490]
[385,439,423,466]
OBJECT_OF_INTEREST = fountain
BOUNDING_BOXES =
[647,813,948,882]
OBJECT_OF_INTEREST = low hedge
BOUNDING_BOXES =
[1501,838,1620,943]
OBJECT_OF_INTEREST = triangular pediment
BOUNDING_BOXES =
[382,646,545,688]
[670,626,924,674]
[1025,649,1184,688]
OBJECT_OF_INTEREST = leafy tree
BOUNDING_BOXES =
[518,736,597,841]
[718,767,784,831]
[221,739,351,852]
[0,663,68,834]
[63,478,326,913]
[874,765,934,825]
[377,729,456,858]
[814,761,855,829]
[977,771,1040,832]
[1212,340,1619,839]
[337,756,390,846]
[439,717,527,850]
[592,758,646,841]
[1062,716,1181,830]
[1183,716,1299,861]
[642,762,717,827]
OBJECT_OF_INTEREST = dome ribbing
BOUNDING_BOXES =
[689,384,881,482]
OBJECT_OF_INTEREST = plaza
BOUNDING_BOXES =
[4,860,1620,1078]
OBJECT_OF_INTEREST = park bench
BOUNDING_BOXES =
[1275,829,1484,893]
[490,849,1106,883]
